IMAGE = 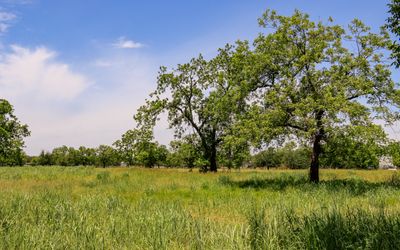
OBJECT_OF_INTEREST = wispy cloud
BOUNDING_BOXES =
[0,11,15,21]
[112,37,144,49]
[0,0,33,5]
[0,11,16,33]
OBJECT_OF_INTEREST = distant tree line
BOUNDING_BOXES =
[2,97,400,170]
[22,135,400,170]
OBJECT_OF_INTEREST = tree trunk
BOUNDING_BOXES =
[310,136,321,183]
[310,110,324,183]
[209,144,217,172]
[199,130,218,173]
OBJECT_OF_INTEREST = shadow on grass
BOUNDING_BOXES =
[218,173,400,196]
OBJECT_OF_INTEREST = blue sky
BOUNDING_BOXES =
[0,0,397,154]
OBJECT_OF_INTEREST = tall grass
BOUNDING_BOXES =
[0,167,399,249]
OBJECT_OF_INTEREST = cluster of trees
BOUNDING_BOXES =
[26,130,246,169]
[135,7,400,182]
[28,142,168,168]
[28,146,119,167]
[1,3,400,183]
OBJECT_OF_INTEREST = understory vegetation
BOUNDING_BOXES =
[0,167,400,249]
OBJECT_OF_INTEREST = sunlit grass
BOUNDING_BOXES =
[0,167,399,249]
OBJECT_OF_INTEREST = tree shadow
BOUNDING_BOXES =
[218,173,400,196]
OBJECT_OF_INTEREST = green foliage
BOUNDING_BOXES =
[166,135,201,168]
[113,128,152,166]
[36,150,52,166]
[280,142,310,169]
[388,141,400,167]
[135,142,161,167]
[321,125,386,169]
[237,9,399,181]
[30,146,101,167]
[387,0,400,67]
[135,45,251,172]
[77,146,97,166]
[50,146,92,166]
[252,147,281,169]
[95,145,119,168]
[114,128,168,167]
[252,143,310,169]
[0,99,30,166]
[219,134,250,169]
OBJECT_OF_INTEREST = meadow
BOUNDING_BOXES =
[0,167,400,249]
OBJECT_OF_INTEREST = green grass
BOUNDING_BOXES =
[0,167,400,249]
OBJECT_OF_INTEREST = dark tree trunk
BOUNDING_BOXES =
[209,144,217,172]
[199,129,218,173]
[310,135,321,183]
[310,110,324,183]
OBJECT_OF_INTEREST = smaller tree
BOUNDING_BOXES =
[113,129,150,166]
[252,147,281,169]
[0,99,30,166]
[114,128,168,167]
[78,146,97,166]
[51,146,69,166]
[166,135,201,168]
[279,143,310,169]
[96,145,119,168]
[153,144,169,167]
[37,150,52,166]
[219,135,250,169]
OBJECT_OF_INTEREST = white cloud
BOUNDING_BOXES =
[0,45,90,100]
[112,37,144,49]
[0,11,16,33]
[8,50,173,155]
[0,43,176,155]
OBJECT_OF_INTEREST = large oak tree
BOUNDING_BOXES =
[243,10,400,182]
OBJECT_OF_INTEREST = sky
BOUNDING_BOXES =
[0,0,398,155]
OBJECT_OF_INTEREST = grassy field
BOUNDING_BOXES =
[0,167,400,249]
